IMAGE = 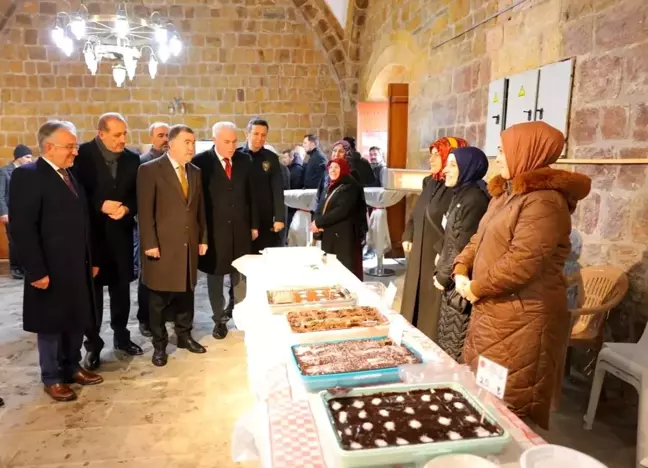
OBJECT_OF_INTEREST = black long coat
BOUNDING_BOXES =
[400,176,453,340]
[193,148,259,276]
[314,175,367,279]
[9,158,97,334]
[72,140,139,285]
[303,147,327,189]
[289,156,305,190]
[434,184,489,361]
[239,144,285,251]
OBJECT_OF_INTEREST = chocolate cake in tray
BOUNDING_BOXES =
[265,285,356,314]
[287,306,388,333]
[313,383,511,467]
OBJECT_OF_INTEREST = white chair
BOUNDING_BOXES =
[583,321,648,468]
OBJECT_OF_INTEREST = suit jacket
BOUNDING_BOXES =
[289,156,305,190]
[0,162,16,216]
[137,155,207,292]
[303,147,327,189]
[72,139,140,284]
[9,158,97,333]
[140,148,164,164]
[193,148,259,275]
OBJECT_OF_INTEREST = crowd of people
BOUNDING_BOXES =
[2,115,592,431]
[0,113,384,402]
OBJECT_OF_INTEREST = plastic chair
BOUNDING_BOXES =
[566,265,629,374]
[553,266,628,411]
[583,321,648,468]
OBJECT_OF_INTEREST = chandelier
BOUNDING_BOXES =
[50,2,183,87]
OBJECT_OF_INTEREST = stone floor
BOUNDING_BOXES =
[0,258,639,468]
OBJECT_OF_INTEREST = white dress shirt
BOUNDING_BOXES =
[214,149,232,171]
[41,156,65,180]
[167,154,188,185]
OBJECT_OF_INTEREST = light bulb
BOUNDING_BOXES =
[169,35,182,57]
[155,26,168,44]
[84,49,98,75]
[148,56,158,79]
[157,44,170,63]
[114,16,129,37]
[124,55,137,80]
[112,65,127,87]
[70,18,86,40]
[51,25,64,47]
[60,36,74,57]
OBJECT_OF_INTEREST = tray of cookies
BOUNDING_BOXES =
[266,285,356,314]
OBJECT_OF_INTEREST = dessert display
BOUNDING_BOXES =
[326,387,504,450]
[287,306,388,333]
[267,286,351,305]
[292,338,421,376]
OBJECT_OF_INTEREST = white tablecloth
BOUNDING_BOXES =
[364,188,406,256]
[283,189,318,247]
[230,252,545,468]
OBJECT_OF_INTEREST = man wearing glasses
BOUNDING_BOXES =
[9,120,103,401]
[72,113,142,370]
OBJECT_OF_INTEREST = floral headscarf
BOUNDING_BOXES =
[430,136,469,181]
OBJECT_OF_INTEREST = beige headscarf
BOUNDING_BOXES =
[501,122,565,178]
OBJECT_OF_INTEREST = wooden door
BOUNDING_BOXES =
[386,83,408,257]
[0,224,7,259]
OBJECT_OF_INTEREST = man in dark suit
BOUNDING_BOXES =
[302,134,327,190]
[239,118,284,252]
[194,122,259,339]
[137,125,207,366]
[136,122,169,338]
[0,144,33,279]
[72,112,142,370]
[10,120,103,401]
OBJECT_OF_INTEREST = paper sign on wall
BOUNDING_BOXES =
[476,356,508,399]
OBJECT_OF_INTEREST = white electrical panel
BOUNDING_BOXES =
[504,69,540,128]
[484,79,508,157]
[536,58,575,139]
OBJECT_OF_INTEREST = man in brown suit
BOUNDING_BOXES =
[137,125,208,366]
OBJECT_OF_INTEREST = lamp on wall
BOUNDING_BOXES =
[168,97,186,115]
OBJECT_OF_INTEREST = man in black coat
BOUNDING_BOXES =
[72,112,142,370]
[193,121,259,339]
[135,122,169,338]
[239,118,284,252]
[302,134,327,189]
[10,120,103,401]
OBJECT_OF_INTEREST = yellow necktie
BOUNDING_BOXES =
[177,165,189,199]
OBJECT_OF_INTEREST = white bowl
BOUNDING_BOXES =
[520,445,607,468]
[424,454,498,468]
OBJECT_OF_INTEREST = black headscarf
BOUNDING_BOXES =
[451,147,489,194]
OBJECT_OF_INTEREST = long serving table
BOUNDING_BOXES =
[230,254,546,467]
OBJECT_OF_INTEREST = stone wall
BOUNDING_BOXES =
[359,0,648,328]
[0,0,346,160]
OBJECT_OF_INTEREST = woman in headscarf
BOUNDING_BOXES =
[311,157,367,279]
[453,122,591,429]
[433,147,490,362]
[400,136,468,339]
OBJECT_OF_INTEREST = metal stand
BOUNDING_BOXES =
[364,252,395,277]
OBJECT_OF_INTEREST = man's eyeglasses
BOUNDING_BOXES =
[52,144,79,151]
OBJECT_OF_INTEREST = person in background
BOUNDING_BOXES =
[343,136,376,187]
[293,144,307,165]
[0,144,33,279]
[138,125,208,366]
[73,112,142,370]
[311,157,368,279]
[433,147,490,362]
[136,122,169,338]
[240,119,285,251]
[454,122,591,429]
[10,120,103,401]
[400,136,468,340]
[282,147,305,236]
[275,147,291,245]
[302,134,327,189]
[368,146,386,188]
[194,122,259,340]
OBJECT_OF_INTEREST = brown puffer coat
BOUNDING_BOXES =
[454,167,591,429]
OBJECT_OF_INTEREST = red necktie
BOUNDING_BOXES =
[57,169,78,196]
[224,158,232,180]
